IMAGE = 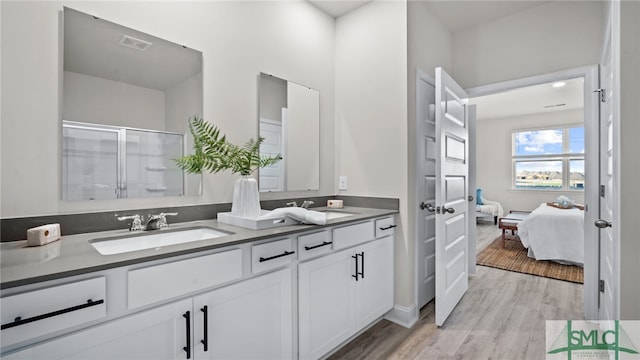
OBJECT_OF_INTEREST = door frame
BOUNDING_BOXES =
[414,67,435,315]
[465,65,600,319]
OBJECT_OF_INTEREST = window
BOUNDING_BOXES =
[512,126,584,190]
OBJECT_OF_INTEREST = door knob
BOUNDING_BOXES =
[443,207,455,214]
[594,219,612,228]
[468,195,474,202]
[420,202,436,212]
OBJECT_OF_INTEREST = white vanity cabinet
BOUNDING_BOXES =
[193,267,293,359]
[298,219,394,360]
[1,213,395,360]
[29,297,192,360]
[9,269,293,360]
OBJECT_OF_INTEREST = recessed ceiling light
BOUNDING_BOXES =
[552,81,566,88]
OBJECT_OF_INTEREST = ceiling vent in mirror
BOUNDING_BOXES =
[118,35,152,51]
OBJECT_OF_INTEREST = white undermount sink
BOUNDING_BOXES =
[90,226,231,255]
[321,210,356,220]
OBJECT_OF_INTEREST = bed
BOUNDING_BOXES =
[517,203,585,265]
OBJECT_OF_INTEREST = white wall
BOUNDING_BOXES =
[453,1,605,88]
[618,0,640,320]
[64,71,165,130]
[476,109,585,213]
[335,0,408,305]
[165,72,203,133]
[406,1,453,309]
[1,1,335,217]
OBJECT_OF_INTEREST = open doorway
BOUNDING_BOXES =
[466,66,599,319]
[413,66,599,322]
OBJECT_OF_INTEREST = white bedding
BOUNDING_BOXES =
[476,199,504,218]
[517,203,584,265]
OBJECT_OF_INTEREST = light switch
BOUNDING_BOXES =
[339,176,348,190]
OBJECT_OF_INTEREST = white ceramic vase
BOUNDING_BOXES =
[231,175,262,219]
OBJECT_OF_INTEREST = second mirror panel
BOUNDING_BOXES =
[259,73,319,192]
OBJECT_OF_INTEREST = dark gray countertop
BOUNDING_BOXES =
[0,207,397,289]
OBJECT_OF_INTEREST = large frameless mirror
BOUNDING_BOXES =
[258,73,320,192]
[62,7,203,200]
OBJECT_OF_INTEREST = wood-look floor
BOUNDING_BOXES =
[327,222,584,360]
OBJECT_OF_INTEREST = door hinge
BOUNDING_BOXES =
[599,279,605,293]
[600,185,606,198]
[594,88,606,103]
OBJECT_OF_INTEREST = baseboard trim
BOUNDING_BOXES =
[384,303,418,329]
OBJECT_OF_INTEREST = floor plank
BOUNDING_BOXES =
[327,222,583,360]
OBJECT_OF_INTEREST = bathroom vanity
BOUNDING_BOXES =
[0,207,396,360]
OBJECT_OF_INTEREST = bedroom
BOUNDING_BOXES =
[473,78,585,214]
[473,76,587,267]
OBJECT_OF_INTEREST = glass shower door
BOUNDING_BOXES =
[62,124,120,200]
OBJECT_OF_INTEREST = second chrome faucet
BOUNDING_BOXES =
[117,212,178,231]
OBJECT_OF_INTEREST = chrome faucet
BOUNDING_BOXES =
[300,200,315,209]
[117,214,145,232]
[285,200,314,209]
[117,212,178,231]
[145,212,178,231]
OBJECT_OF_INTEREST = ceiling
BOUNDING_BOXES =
[424,0,553,32]
[308,1,372,18]
[470,78,584,121]
[308,0,552,32]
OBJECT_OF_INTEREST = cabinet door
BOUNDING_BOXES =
[194,268,293,360]
[31,298,192,360]
[355,236,394,329]
[298,249,355,360]
[1,348,34,360]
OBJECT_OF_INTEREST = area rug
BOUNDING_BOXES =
[476,236,583,284]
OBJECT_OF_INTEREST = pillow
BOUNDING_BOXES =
[476,188,484,205]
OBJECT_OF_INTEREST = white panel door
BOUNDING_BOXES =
[416,69,437,309]
[597,18,618,320]
[259,119,285,192]
[434,67,470,326]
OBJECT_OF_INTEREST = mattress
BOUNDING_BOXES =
[517,203,585,265]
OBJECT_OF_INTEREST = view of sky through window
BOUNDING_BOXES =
[513,126,585,190]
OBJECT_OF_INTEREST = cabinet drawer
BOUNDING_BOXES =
[1,277,106,347]
[252,238,295,274]
[128,249,242,309]
[375,216,396,238]
[298,230,332,261]
[332,221,374,250]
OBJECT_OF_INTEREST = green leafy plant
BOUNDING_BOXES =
[175,116,282,176]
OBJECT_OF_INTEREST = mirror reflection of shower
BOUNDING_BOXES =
[62,121,184,200]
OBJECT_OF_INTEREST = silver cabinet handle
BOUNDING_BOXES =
[443,207,455,214]
[595,219,612,228]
